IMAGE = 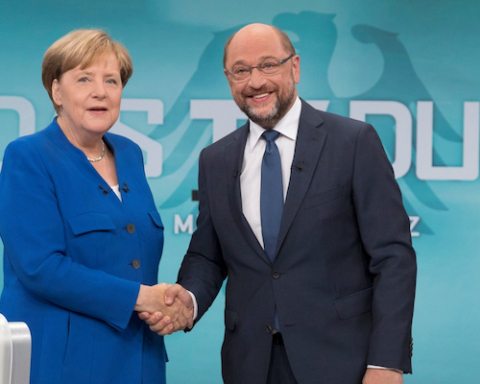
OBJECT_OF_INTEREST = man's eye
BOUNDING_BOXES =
[260,62,278,70]
[233,67,249,75]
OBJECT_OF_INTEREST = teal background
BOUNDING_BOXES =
[1,1,479,382]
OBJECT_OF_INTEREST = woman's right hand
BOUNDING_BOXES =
[135,284,194,334]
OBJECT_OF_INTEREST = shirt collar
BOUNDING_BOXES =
[248,97,301,150]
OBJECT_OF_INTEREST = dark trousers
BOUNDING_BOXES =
[267,334,298,384]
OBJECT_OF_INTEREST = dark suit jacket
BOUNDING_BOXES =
[179,100,416,384]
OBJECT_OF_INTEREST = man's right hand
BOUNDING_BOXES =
[137,283,194,335]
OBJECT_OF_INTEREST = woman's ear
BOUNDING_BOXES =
[51,79,62,107]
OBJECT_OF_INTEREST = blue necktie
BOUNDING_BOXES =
[260,130,283,262]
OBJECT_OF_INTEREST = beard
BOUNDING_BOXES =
[237,83,296,129]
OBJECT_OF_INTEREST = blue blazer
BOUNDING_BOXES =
[178,100,417,384]
[0,120,166,384]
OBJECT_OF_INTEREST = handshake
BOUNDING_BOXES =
[135,283,194,335]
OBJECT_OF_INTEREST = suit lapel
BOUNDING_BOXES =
[276,101,327,254]
[224,124,268,262]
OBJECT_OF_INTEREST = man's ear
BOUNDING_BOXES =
[292,55,300,84]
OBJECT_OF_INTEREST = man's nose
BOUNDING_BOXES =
[247,67,267,88]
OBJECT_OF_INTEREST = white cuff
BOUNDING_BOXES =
[186,290,198,321]
[367,365,403,373]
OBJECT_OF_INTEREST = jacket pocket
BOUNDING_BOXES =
[61,313,93,382]
[334,287,373,320]
[67,213,115,267]
[148,210,164,229]
[68,213,115,235]
[301,186,349,209]
[225,309,237,331]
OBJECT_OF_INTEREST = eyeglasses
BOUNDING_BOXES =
[225,53,295,81]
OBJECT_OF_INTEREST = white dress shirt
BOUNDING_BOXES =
[110,184,122,201]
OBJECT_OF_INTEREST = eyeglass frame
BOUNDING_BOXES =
[224,53,295,82]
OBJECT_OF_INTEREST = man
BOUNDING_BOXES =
[147,23,416,384]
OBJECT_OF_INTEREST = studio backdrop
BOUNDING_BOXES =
[0,1,479,383]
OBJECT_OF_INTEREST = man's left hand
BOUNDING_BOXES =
[362,368,403,384]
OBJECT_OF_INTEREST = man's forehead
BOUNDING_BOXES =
[231,27,281,48]
[226,32,286,64]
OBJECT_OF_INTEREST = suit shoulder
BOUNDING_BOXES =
[104,132,140,151]
[2,126,51,159]
[200,125,247,157]
[104,132,144,162]
[322,111,368,130]
[302,102,374,145]
[304,102,368,131]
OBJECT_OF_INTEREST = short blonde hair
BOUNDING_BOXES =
[42,29,133,110]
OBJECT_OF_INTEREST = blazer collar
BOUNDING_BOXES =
[276,99,327,255]
[45,118,127,197]
[224,124,270,262]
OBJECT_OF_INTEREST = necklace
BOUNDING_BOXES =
[59,118,106,163]
[87,141,106,162]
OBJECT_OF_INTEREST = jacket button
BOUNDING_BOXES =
[272,272,280,279]
[126,223,136,234]
[131,259,141,269]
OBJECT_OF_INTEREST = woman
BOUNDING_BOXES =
[0,29,178,384]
